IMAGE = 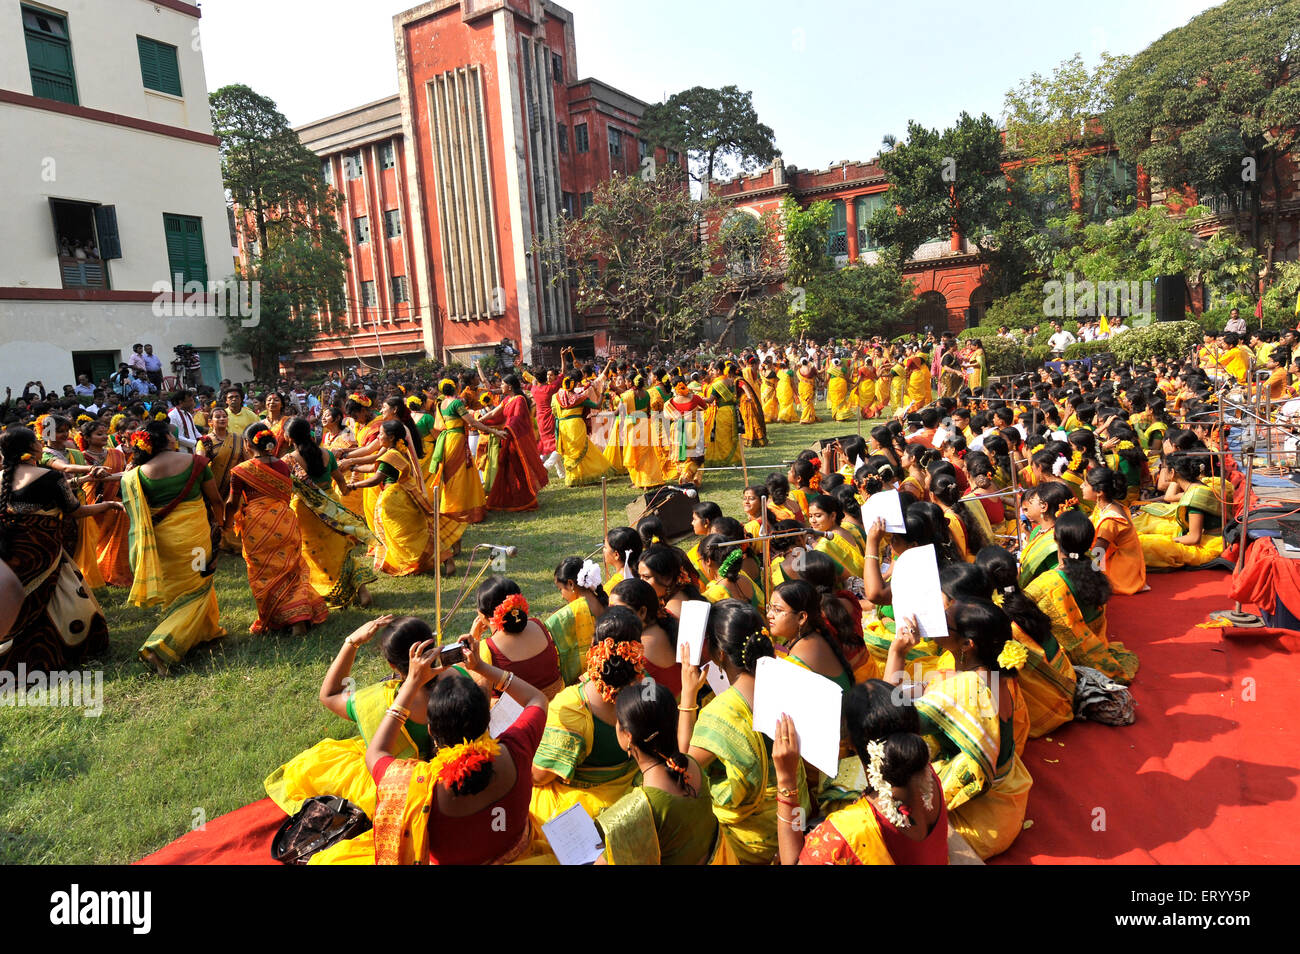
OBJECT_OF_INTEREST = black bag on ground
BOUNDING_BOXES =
[271,796,372,865]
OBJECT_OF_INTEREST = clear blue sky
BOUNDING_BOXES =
[201,0,1220,172]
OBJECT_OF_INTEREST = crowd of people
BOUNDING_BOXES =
[0,318,1271,863]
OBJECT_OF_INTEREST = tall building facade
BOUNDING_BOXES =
[284,0,676,371]
[0,0,249,390]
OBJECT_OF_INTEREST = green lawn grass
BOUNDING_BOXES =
[0,414,866,863]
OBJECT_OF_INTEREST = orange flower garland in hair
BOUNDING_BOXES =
[130,430,153,455]
[585,637,645,703]
[348,392,372,408]
[490,594,529,633]
[427,734,502,792]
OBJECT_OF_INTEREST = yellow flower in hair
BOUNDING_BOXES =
[1117,441,1135,451]
[997,640,1029,671]
[155,411,167,421]
[1069,448,1084,470]
[426,734,502,790]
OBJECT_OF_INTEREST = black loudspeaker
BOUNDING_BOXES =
[1155,274,1188,322]
[625,488,695,540]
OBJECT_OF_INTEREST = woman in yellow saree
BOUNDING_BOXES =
[760,365,780,426]
[856,360,879,418]
[426,382,492,537]
[704,363,743,465]
[776,364,799,423]
[80,419,132,588]
[38,415,106,589]
[283,418,376,609]
[736,373,767,449]
[264,614,426,828]
[1018,481,1075,588]
[347,421,450,577]
[546,557,608,684]
[806,493,865,580]
[797,360,820,424]
[774,680,951,865]
[201,407,244,553]
[679,600,810,865]
[890,600,1032,861]
[596,681,736,865]
[321,403,363,518]
[228,428,329,636]
[121,419,226,675]
[976,547,1075,738]
[530,610,643,831]
[1024,511,1138,684]
[554,369,614,487]
[826,358,857,422]
[903,351,932,415]
[964,342,987,391]
[646,371,676,479]
[620,376,665,488]
[338,395,382,534]
[1136,454,1225,569]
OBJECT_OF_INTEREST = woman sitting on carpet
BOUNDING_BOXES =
[1024,510,1139,684]
[768,579,854,691]
[1136,453,1225,570]
[679,599,810,864]
[1084,466,1147,595]
[1018,481,1075,589]
[603,526,642,591]
[637,544,706,619]
[471,576,563,701]
[361,633,549,865]
[698,533,763,612]
[530,607,643,829]
[595,680,734,865]
[887,599,1032,860]
[774,679,950,865]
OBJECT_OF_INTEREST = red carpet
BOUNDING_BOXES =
[995,571,1300,864]
[138,572,1300,865]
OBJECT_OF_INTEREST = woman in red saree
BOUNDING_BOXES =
[228,426,328,636]
[478,374,549,512]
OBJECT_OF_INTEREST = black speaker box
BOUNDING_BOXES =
[625,487,695,539]
[1155,274,1188,322]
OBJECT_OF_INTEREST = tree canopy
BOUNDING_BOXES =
[638,85,780,187]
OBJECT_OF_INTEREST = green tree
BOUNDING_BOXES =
[866,113,1025,292]
[534,166,783,349]
[1108,0,1300,271]
[210,84,348,380]
[800,261,920,340]
[638,85,779,187]
[779,196,832,337]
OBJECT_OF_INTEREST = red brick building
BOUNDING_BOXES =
[265,0,676,371]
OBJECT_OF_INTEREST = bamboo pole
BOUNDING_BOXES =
[434,486,443,642]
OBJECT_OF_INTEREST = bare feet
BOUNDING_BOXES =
[291,621,307,637]
[357,585,373,609]
[141,649,169,677]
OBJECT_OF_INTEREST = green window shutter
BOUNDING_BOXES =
[138,36,181,96]
[23,6,78,105]
[164,214,206,285]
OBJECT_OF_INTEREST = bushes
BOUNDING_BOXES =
[983,283,1048,330]
[1062,339,1112,360]
[1196,304,1296,334]
[1109,321,1201,363]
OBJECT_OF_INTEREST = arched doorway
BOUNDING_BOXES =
[913,291,948,335]
[968,284,994,328]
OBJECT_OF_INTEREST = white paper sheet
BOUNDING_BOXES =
[891,543,949,642]
[932,426,949,448]
[542,803,605,866]
[704,662,730,696]
[676,600,711,666]
[488,692,524,739]
[752,656,843,777]
[861,489,905,533]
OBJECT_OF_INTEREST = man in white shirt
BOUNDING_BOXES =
[1224,307,1247,335]
[1047,322,1077,357]
[73,374,95,398]
[168,390,200,453]
[128,343,147,375]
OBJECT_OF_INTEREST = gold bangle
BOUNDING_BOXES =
[388,704,410,720]
[865,554,881,562]
[777,785,799,799]
[678,704,699,712]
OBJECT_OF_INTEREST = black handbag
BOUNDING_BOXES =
[271,796,372,865]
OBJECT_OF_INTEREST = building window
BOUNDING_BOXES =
[384,209,402,238]
[344,151,363,179]
[51,199,118,289]
[557,123,568,155]
[638,139,649,163]
[854,193,888,252]
[361,280,376,308]
[826,199,848,257]
[608,127,622,158]
[580,192,593,214]
[380,141,396,169]
[552,51,563,83]
[163,214,207,285]
[22,6,77,105]
[137,36,182,96]
[562,192,577,217]
[391,275,409,304]
[321,159,334,186]
[353,216,370,244]
[575,123,589,154]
